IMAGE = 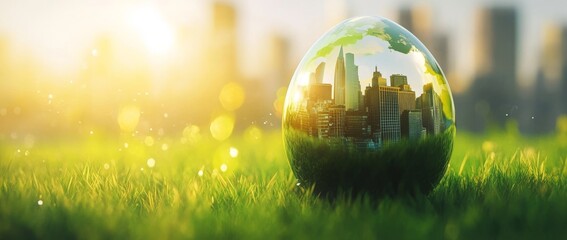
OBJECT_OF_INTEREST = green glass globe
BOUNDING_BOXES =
[282,16,455,196]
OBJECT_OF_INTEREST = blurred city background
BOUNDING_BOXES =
[1,0,567,144]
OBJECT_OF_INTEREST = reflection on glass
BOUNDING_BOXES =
[283,16,456,196]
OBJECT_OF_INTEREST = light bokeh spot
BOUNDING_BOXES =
[210,114,235,141]
[229,147,239,158]
[244,125,263,141]
[144,136,155,146]
[117,106,140,133]
[147,158,156,168]
[219,82,245,111]
[182,125,201,144]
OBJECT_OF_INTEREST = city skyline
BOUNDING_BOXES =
[291,45,446,149]
[306,41,432,97]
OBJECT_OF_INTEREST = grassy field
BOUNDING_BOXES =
[2,130,567,239]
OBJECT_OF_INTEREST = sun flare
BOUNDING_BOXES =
[127,6,175,55]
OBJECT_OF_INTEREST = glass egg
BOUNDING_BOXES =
[282,16,456,197]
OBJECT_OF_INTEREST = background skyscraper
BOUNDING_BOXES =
[345,52,362,111]
[463,7,518,131]
[560,27,567,116]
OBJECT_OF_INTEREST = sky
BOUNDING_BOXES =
[1,0,567,91]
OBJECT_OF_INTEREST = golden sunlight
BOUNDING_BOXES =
[127,5,175,55]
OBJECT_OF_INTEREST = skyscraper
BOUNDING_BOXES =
[315,62,326,84]
[464,7,518,131]
[398,6,432,48]
[334,46,346,105]
[379,86,401,142]
[365,83,402,144]
[365,85,380,142]
[417,83,443,135]
[528,25,566,133]
[329,105,345,137]
[398,87,416,115]
[371,66,387,87]
[390,74,408,87]
[401,110,424,140]
[309,83,332,102]
[345,53,362,111]
[562,27,567,114]
[266,33,291,91]
[210,2,238,82]
[345,112,369,139]
[314,103,330,139]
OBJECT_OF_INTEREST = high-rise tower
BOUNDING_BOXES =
[315,62,326,84]
[345,53,361,111]
[371,66,387,87]
[333,46,346,105]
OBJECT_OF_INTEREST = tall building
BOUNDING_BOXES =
[379,86,401,142]
[371,66,387,87]
[334,46,346,105]
[329,105,345,137]
[401,110,424,140]
[474,8,517,79]
[210,2,238,81]
[345,112,369,139]
[397,6,452,88]
[314,103,330,139]
[315,62,326,84]
[464,7,518,131]
[365,83,402,144]
[390,74,408,87]
[297,102,314,136]
[345,53,362,111]
[417,83,443,135]
[309,83,332,102]
[562,27,567,114]
[526,25,567,133]
[266,33,291,91]
[398,87,416,115]
[398,6,433,49]
[391,74,415,116]
[365,85,380,142]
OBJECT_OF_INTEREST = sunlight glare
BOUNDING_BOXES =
[128,5,175,55]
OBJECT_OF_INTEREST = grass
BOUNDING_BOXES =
[2,130,567,239]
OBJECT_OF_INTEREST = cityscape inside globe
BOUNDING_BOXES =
[283,17,455,195]
[288,45,447,150]
[285,17,454,151]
